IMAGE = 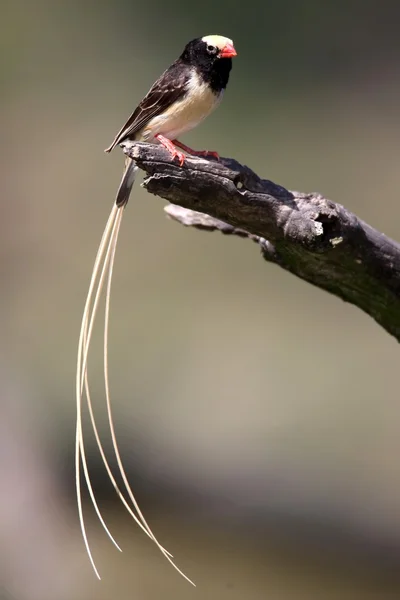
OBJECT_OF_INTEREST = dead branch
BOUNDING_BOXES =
[122,141,400,342]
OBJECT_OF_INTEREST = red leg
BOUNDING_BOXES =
[173,140,220,161]
[155,134,186,166]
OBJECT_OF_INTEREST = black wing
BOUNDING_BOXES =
[105,61,190,153]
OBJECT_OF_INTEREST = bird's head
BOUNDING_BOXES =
[181,35,237,64]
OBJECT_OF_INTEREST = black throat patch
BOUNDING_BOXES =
[179,39,232,94]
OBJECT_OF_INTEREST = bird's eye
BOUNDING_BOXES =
[207,44,217,54]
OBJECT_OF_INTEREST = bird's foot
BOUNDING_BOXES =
[173,140,220,161]
[155,134,186,166]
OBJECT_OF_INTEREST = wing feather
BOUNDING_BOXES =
[105,62,190,153]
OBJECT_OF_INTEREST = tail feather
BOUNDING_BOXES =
[116,157,138,207]
[76,160,196,585]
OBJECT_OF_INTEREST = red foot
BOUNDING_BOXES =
[173,140,220,161]
[155,134,186,166]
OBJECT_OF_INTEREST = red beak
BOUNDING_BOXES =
[220,42,237,59]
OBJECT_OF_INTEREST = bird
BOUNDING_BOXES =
[105,34,237,207]
[75,35,237,586]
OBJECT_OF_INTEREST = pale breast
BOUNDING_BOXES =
[141,72,223,141]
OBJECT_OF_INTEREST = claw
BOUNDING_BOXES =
[172,149,186,166]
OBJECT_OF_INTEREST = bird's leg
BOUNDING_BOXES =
[155,134,186,166]
[172,140,220,161]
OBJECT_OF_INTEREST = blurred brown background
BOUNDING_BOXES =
[2,1,400,598]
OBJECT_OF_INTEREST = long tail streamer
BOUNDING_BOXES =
[75,163,195,585]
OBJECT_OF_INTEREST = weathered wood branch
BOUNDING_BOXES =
[122,141,400,342]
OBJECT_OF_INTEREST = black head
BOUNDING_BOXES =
[179,35,237,92]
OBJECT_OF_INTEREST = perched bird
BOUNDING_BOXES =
[75,35,237,586]
[105,34,237,206]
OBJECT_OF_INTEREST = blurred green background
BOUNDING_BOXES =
[2,1,400,598]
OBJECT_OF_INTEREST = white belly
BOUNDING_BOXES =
[140,72,223,141]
